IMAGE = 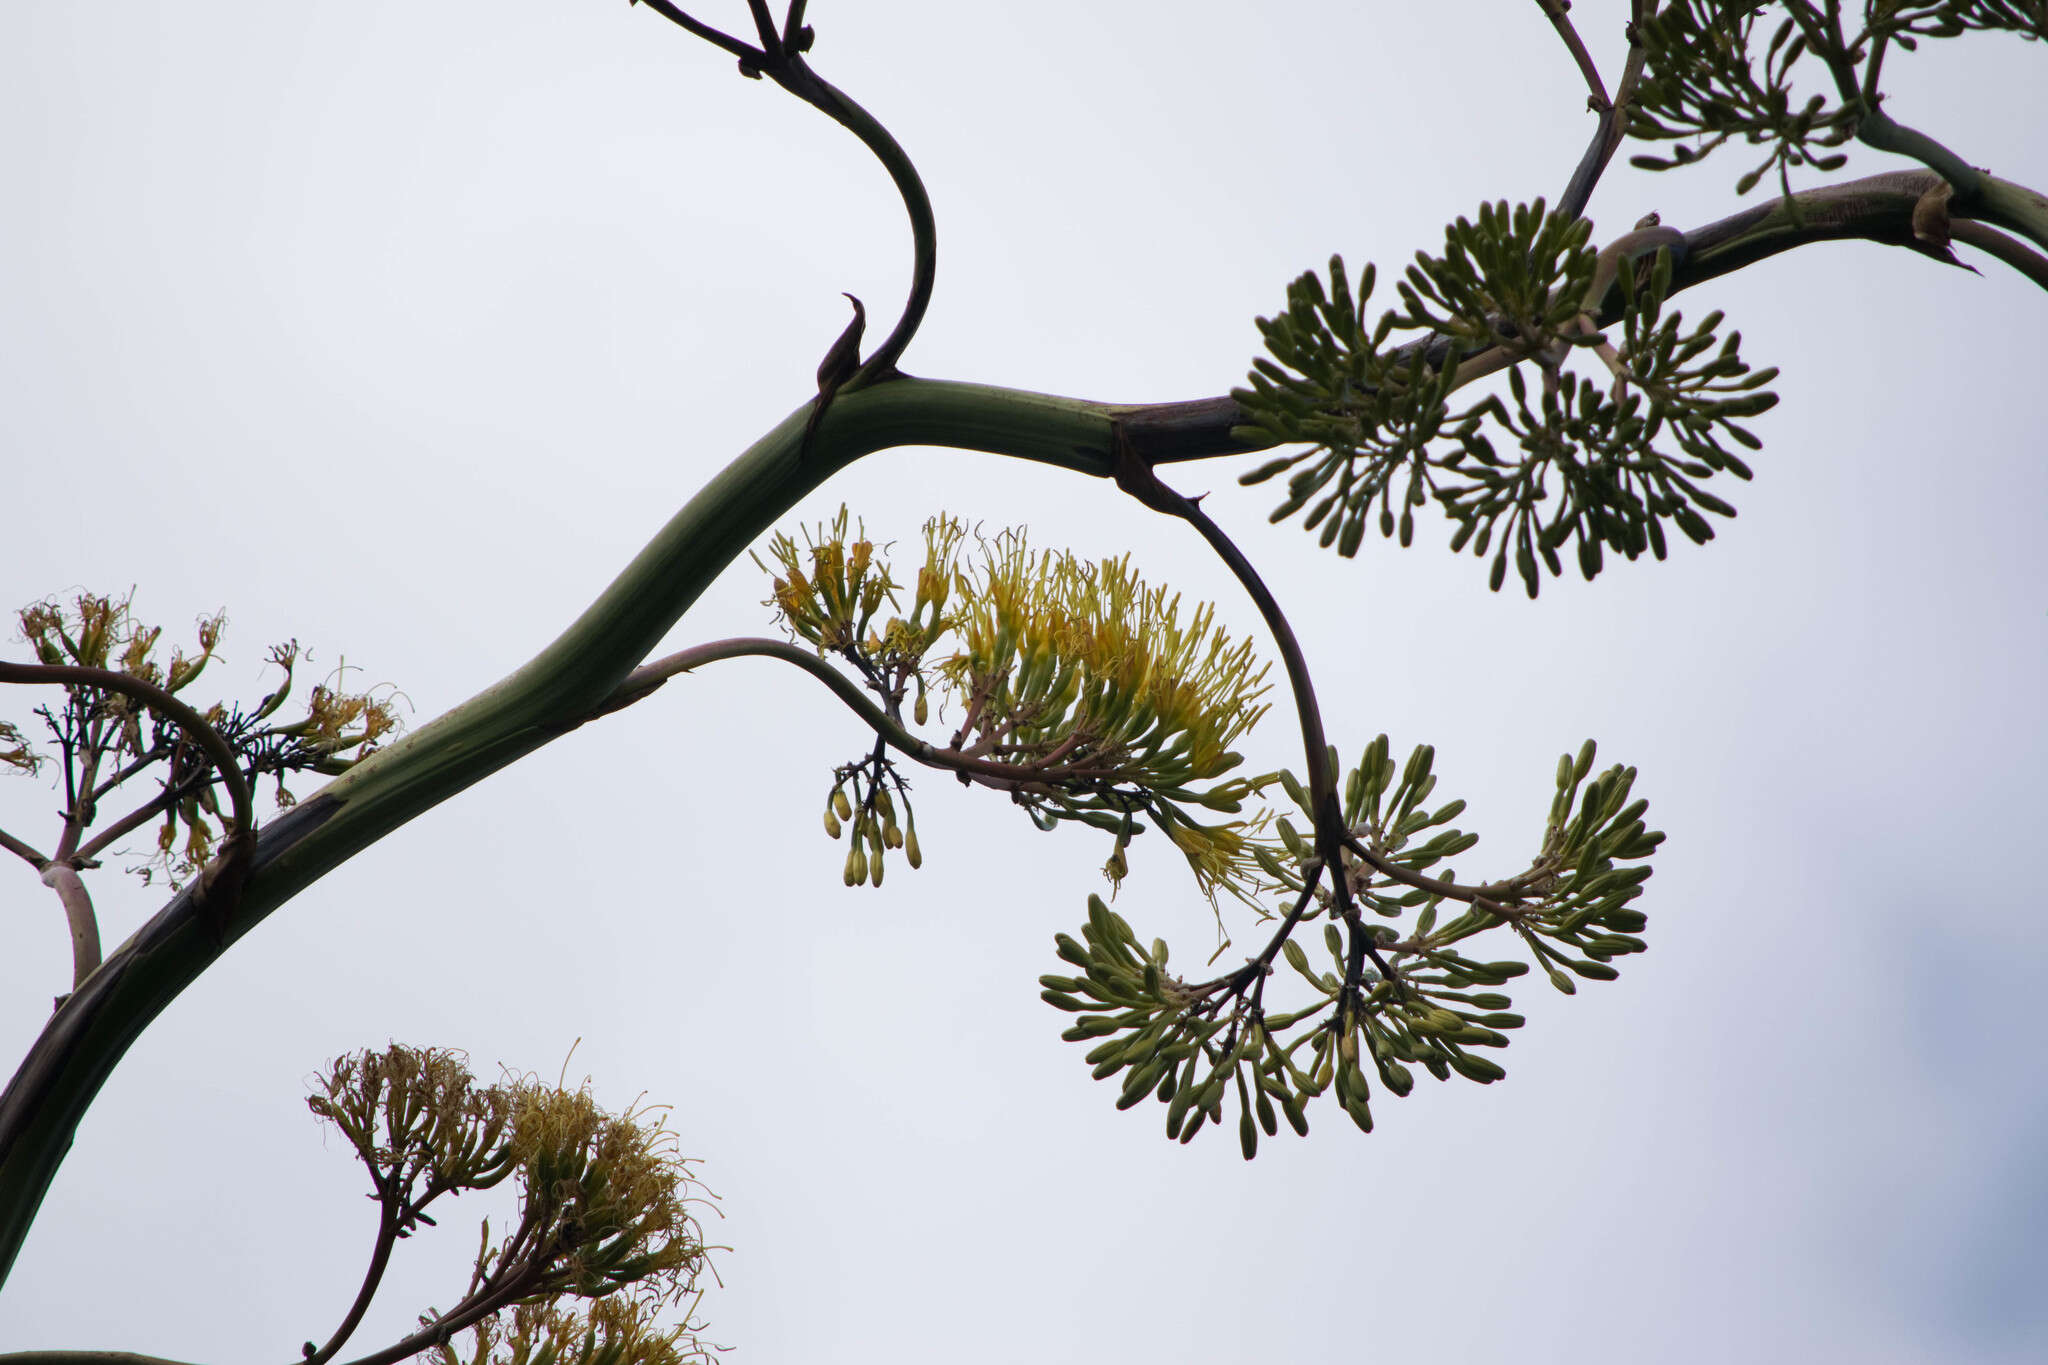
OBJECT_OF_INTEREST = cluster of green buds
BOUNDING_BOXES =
[1262,737,1660,994]
[758,512,1279,906]
[1392,198,1599,355]
[306,1045,717,1365]
[1236,199,1777,596]
[1445,247,1775,588]
[1626,0,1861,196]
[1044,738,1664,1154]
[823,753,920,888]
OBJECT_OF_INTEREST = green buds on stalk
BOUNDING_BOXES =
[1048,736,1664,1156]
[1237,200,1776,596]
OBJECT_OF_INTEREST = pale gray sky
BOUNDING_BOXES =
[2,3,2044,1362]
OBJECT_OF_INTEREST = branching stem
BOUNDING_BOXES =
[303,1202,403,1365]
[0,664,254,859]
[1555,0,1655,222]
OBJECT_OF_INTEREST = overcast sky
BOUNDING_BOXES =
[2,3,2044,1362]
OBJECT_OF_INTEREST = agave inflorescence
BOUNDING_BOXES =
[759,511,1279,906]
[307,1045,720,1365]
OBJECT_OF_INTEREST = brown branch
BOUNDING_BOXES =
[0,827,48,870]
[1104,434,1402,986]
[303,1202,405,1365]
[1535,0,1610,110]
[38,864,101,992]
[629,0,758,61]
[331,1264,544,1365]
[576,637,1108,794]
[70,786,184,868]
[632,0,936,386]
[1555,0,1654,223]
[1341,833,1542,910]
[1107,437,1335,813]
[1195,871,1324,1004]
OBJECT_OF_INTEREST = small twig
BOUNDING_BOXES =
[69,785,187,867]
[54,718,109,863]
[1535,0,1610,110]
[1555,0,1654,222]
[742,0,779,51]
[1855,109,1989,202]
[1207,872,1324,1002]
[0,827,48,870]
[630,0,756,61]
[86,742,171,805]
[781,0,810,49]
[1860,28,1891,104]
[1341,832,1538,908]
[331,1263,545,1365]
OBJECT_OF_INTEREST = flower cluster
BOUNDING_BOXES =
[759,513,1278,905]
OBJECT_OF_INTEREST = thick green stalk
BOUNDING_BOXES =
[0,379,1135,1284]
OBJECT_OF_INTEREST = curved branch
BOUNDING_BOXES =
[589,637,1109,792]
[1103,442,1399,986]
[1104,442,1334,812]
[633,4,937,383]
[38,865,101,992]
[1128,170,2048,464]
[303,1202,403,1365]
[772,60,935,385]
[1855,109,1988,201]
